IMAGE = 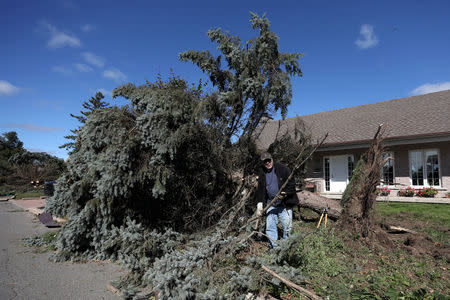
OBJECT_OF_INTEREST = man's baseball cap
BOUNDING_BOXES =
[260,152,272,161]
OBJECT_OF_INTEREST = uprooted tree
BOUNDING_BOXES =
[45,13,319,299]
[339,125,387,238]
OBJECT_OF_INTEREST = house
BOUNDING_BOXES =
[256,89,450,198]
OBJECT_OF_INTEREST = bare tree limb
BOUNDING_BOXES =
[261,265,322,300]
[388,226,417,234]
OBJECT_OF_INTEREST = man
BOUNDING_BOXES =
[255,152,299,248]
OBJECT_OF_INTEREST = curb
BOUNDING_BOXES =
[321,194,450,204]
[10,200,66,223]
[376,196,450,204]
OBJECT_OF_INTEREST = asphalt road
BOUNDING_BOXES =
[0,201,124,300]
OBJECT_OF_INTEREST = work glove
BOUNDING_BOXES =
[256,202,263,217]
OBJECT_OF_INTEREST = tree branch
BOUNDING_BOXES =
[262,265,322,300]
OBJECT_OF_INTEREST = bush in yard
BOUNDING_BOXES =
[398,186,415,197]
[415,187,437,198]
[376,187,390,196]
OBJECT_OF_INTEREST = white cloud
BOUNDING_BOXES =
[81,24,95,32]
[103,68,127,82]
[411,81,450,95]
[82,52,105,68]
[0,80,20,96]
[43,22,81,48]
[355,24,379,49]
[74,63,93,72]
[52,65,73,75]
[6,123,62,132]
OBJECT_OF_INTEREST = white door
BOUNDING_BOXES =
[329,155,348,193]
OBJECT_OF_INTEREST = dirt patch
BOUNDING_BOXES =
[335,211,449,265]
[372,216,450,263]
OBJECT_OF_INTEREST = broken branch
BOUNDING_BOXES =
[262,265,322,300]
[388,226,417,234]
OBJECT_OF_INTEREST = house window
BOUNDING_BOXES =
[324,158,330,191]
[347,156,354,180]
[426,150,439,186]
[410,150,440,186]
[382,153,394,185]
[410,151,423,185]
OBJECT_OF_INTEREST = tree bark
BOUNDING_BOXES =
[296,190,342,219]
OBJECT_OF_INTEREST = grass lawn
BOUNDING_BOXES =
[289,203,449,299]
[376,202,450,244]
[14,190,45,199]
[1,184,45,199]
[376,202,450,226]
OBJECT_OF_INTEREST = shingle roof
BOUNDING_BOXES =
[256,89,450,149]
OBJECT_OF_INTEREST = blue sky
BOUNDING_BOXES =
[2,0,450,159]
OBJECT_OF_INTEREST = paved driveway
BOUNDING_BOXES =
[0,201,124,300]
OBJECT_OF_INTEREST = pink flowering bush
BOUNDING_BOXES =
[376,187,390,196]
[398,187,415,197]
[415,187,437,198]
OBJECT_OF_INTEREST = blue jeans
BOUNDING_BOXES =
[266,206,292,248]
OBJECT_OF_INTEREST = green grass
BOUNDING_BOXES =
[376,202,450,244]
[284,225,449,299]
[376,202,450,227]
[14,190,45,199]
[288,205,450,299]
[0,184,46,199]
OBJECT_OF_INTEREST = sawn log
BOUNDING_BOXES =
[296,190,342,219]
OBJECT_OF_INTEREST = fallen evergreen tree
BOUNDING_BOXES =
[45,13,316,299]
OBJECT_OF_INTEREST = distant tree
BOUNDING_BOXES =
[0,131,65,188]
[59,92,109,153]
[0,131,24,160]
[0,131,25,184]
[8,151,66,185]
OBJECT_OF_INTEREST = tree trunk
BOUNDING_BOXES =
[338,125,386,238]
[296,190,342,219]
